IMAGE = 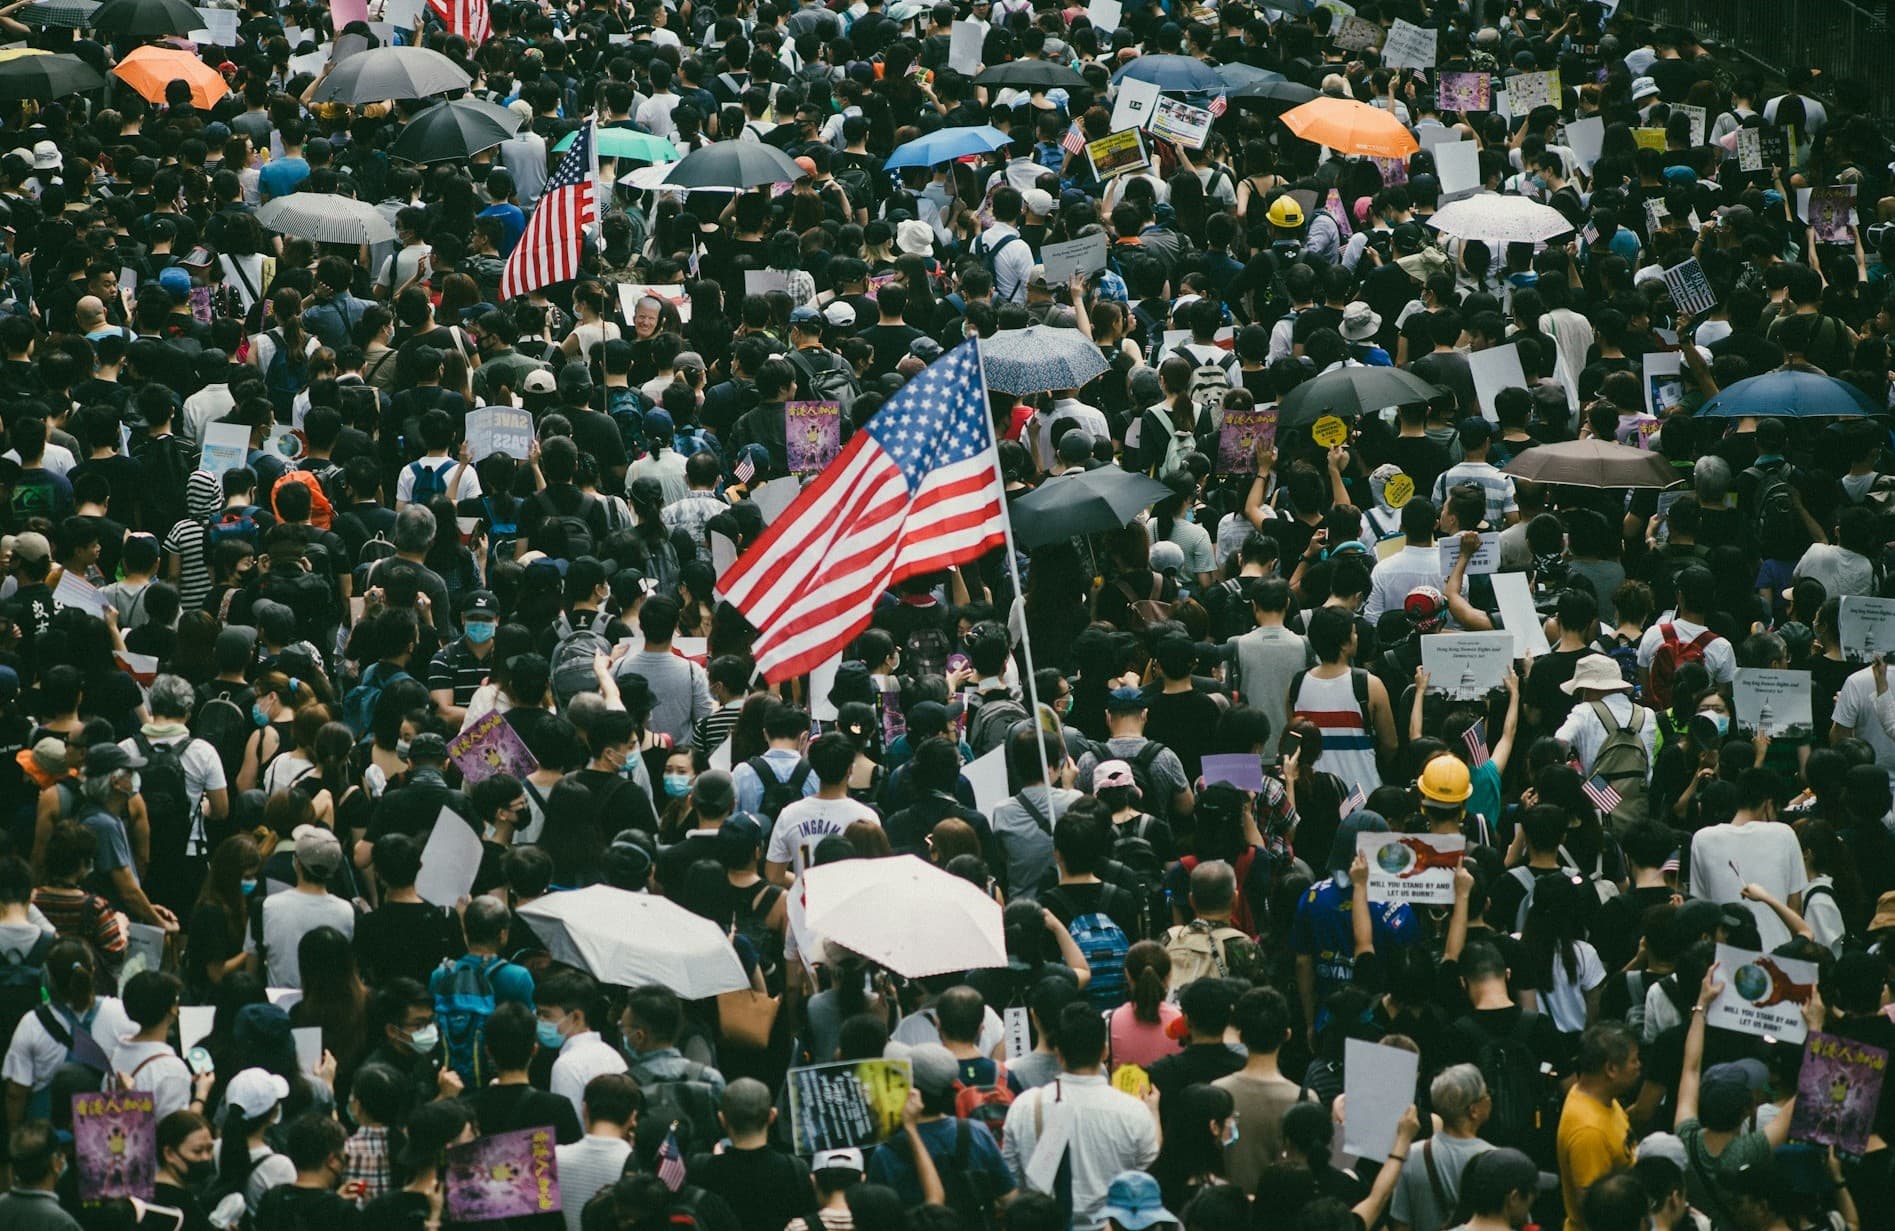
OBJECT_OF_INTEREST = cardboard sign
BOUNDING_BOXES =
[1438,72,1491,112]
[417,807,485,906]
[73,1093,155,1199]
[1507,68,1560,112]
[948,20,983,73]
[444,1127,560,1223]
[466,407,533,460]
[1420,631,1514,699]
[1733,669,1814,739]
[447,710,540,785]
[1039,232,1109,286]
[1467,342,1526,421]
[785,401,842,476]
[1149,96,1214,150]
[1438,532,1501,576]
[1662,257,1718,315]
[1357,831,1465,904]
[1333,14,1383,51]
[1343,1039,1418,1159]
[1109,78,1160,134]
[1840,595,1895,661]
[1790,1032,1887,1155]
[1311,415,1348,448]
[1086,128,1150,179]
[1216,407,1277,474]
[199,421,249,478]
[1709,943,1818,1044]
[1380,18,1435,69]
[1492,571,1552,658]
[1801,185,1857,244]
[787,1059,914,1153]
[616,282,692,324]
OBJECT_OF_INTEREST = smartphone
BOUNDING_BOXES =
[1278,730,1303,763]
[186,1047,213,1077]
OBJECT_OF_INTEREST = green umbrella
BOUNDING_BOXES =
[553,126,680,163]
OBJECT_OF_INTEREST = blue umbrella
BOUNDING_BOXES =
[884,124,1013,170]
[1113,54,1225,92]
[1696,369,1877,419]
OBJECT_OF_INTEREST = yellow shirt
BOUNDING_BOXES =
[1557,1084,1632,1231]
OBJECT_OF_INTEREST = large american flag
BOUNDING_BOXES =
[425,0,491,47]
[722,340,1008,682]
[499,121,596,300]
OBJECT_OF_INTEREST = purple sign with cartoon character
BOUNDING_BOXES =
[72,1092,156,1200]
[1791,1032,1887,1155]
[445,1126,561,1223]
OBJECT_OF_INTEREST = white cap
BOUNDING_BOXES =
[822,300,856,327]
[31,140,59,170]
[812,1148,865,1172]
[1022,187,1055,216]
[225,1068,290,1119]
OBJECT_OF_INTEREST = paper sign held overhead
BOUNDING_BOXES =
[1840,595,1895,661]
[1342,1039,1417,1159]
[1733,669,1813,739]
[1708,942,1817,1044]
[948,21,983,73]
[1148,96,1214,150]
[1380,19,1436,69]
[416,807,485,907]
[1438,532,1501,576]
[1039,233,1109,286]
[1491,572,1552,658]
[1466,342,1526,422]
[1419,631,1514,699]
[1433,139,1481,198]
[1356,831,1464,904]
[1109,78,1160,134]
[1662,257,1718,316]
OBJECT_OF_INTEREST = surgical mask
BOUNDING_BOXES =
[663,773,692,798]
[1222,1115,1240,1146]
[182,1159,216,1188]
[407,1024,439,1054]
[395,739,412,760]
[618,752,637,779]
[124,772,140,796]
[465,621,496,646]
[1699,710,1730,735]
[251,703,269,728]
[537,1020,567,1050]
[240,878,258,896]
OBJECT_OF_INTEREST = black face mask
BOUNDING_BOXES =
[179,1158,216,1189]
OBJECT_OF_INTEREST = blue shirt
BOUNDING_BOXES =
[1289,878,1421,997]
[867,1116,1012,1207]
[477,202,528,255]
[731,747,819,815]
[257,157,310,201]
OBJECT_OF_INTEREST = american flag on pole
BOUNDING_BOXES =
[656,1123,686,1192]
[1462,719,1489,765]
[425,0,491,46]
[721,340,1008,682]
[498,121,597,300]
[1340,780,1367,817]
[1062,125,1086,154]
[1581,774,1622,815]
[1207,91,1228,116]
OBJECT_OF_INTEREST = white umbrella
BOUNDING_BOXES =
[254,193,398,245]
[1427,193,1577,244]
[518,886,751,998]
[803,855,1006,979]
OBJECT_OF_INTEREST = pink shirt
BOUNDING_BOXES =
[1109,1002,1183,1069]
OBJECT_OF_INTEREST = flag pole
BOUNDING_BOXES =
[971,338,1061,820]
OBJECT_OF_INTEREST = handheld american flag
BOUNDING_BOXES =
[1581,774,1622,815]
[1207,91,1228,116]
[1462,719,1489,765]
[720,340,1008,682]
[425,0,491,46]
[1340,780,1367,817]
[499,121,596,300]
[656,1123,686,1192]
[1062,125,1086,155]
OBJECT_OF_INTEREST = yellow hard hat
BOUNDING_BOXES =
[1266,195,1304,228]
[1418,754,1473,805]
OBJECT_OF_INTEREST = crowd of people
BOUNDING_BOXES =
[0,3,1889,1231]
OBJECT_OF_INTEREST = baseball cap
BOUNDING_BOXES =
[822,301,856,328]
[85,743,146,777]
[790,305,822,324]
[1457,415,1493,446]
[225,1067,291,1119]
[293,823,343,878]
[462,590,500,619]
[524,369,557,393]
[10,531,48,563]
[718,812,762,853]
[1023,187,1055,216]
[1105,685,1149,713]
[157,266,191,297]
[645,408,674,437]
[1094,758,1141,797]
[812,1148,865,1173]
[408,732,449,762]
[1404,586,1448,632]
[905,1042,960,1096]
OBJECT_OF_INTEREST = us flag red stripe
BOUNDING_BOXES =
[499,121,596,300]
[721,340,1007,682]
[1062,125,1086,154]
[425,0,490,46]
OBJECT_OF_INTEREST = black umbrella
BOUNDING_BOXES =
[1227,78,1320,110]
[973,60,1089,91]
[1009,467,1173,551]
[388,98,520,163]
[0,52,105,99]
[18,0,98,27]
[91,0,199,37]
[1277,366,1440,427]
[661,141,805,190]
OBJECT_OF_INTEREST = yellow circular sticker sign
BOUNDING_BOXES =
[1311,415,1348,448]
[1111,1064,1151,1098]
[1384,473,1415,508]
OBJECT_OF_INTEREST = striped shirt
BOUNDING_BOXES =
[694,700,743,757]
[428,641,492,708]
[161,519,212,612]
[1289,669,1381,794]
[1430,460,1518,527]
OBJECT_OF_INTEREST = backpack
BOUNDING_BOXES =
[1140,405,1188,480]
[950,1059,1017,1148]
[1107,816,1166,939]
[892,1118,998,1231]
[1066,910,1130,1010]
[903,621,953,679]
[209,504,264,548]
[342,663,413,740]
[262,328,310,417]
[746,755,814,823]
[1646,623,1716,710]
[1605,636,1643,700]
[967,689,1029,756]
[1114,573,1174,634]
[132,434,196,531]
[551,628,614,709]
[1587,700,1650,828]
[407,459,450,507]
[1163,918,1256,991]
[481,498,520,574]
[546,504,597,559]
[272,470,334,531]
[1742,462,1798,552]
[1456,1009,1557,1167]
[356,528,396,572]
[787,346,861,419]
[629,1057,722,1157]
[974,232,1026,293]
[1177,847,1268,938]
[131,734,193,910]
[434,952,513,1088]
[192,697,251,809]
[833,163,877,216]
[732,880,785,987]
[1120,742,1171,821]
[1180,343,1236,422]
[0,931,54,1050]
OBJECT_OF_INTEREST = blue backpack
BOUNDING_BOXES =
[1067,911,1130,1011]
[407,459,449,506]
[342,662,412,739]
[433,952,514,1087]
[262,329,309,417]
[481,497,520,575]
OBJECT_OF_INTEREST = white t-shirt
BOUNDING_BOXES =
[247,889,355,987]
[2,997,132,1093]
[766,797,880,879]
[1635,617,1737,686]
[3,443,76,476]
[121,733,228,856]
[113,1039,194,1119]
[1538,940,1607,1034]
[396,456,482,504]
[1687,820,1808,951]
[1831,669,1895,788]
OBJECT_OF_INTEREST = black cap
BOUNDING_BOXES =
[462,590,500,618]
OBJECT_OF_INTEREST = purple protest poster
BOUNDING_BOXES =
[445,1126,560,1222]
[1216,408,1278,475]
[1791,1032,1887,1155]
[786,401,842,476]
[1438,72,1492,112]
[448,711,539,785]
[72,1092,156,1200]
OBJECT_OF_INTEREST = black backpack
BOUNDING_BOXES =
[192,697,251,810]
[133,434,196,531]
[132,734,194,909]
[629,1056,722,1158]
[1107,816,1167,939]
[0,931,54,1047]
[1119,741,1172,821]
[1457,1010,1557,1167]
[747,755,813,823]
[1742,462,1798,552]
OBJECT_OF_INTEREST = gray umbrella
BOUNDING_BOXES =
[388,98,521,164]
[308,45,470,103]
[1277,365,1440,426]
[18,0,98,27]
[0,52,104,99]
[661,141,805,190]
[1010,466,1173,550]
[255,193,398,245]
[979,325,1108,394]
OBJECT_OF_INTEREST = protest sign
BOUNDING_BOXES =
[964,743,1009,818]
[1216,406,1277,474]
[293,1027,322,1076]
[1109,78,1160,133]
[1467,342,1526,421]
[448,711,540,785]
[191,5,240,41]
[1709,943,1817,1044]
[1420,632,1514,699]
[1677,103,1707,146]
[1372,156,1408,186]
[1343,1039,1418,1159]
[1662,257,1718,315]
[445,1127,560,1223]
[54,571,107,617]
[466,407,533,460]
[1632,127,1667,151]
[1357,831,1465,905]
[788,1059,914,1153]
[616,283,692,324]
[1384,474,1414,507]
[750,476,802,525]
[1643,351,1684,415]
[1086,0,1121,29]
[73,1093,156,1200]
[1438,532,1501,576]
[786,402,842,476]
[1434,139,1481,198]
[1086,128,1149,179]
[745,269,803,303]
[948,21,983,72]
[1841,596,1895,661]
[1380,19,1435,69]
[1149,96,1214,150]
[1801,185,1857,243]
[1790,1033,1887,1155]
[1334,14,1383,50]
[1734,669,1814,739]
[1111,1063,1150,1098]
[1040,232,1109,285]
[124,922,165,977]
[1438,72,1491,112]
[1311,416,1348,449]
[1737,128,1764,172]
[1508,68,1560,111]
[1492,572,1552,658]
[199,421,249,477]
[1760,127,1789,171]
[1201,754,1265,793]
[417,806,485,907]
[1565,115,1605,171]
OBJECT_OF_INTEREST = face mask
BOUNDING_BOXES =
[395,739,412,760]
[618,753,637,779]
[407,1024,439,1054]
[1700,710,1730,735]
[182,1159,216,1188]
[537,1019,567,1050]
[124,773,140,797]
[663,773,692,798]
[1222,1116,1240,1146]
[465,621,496,646]
[251,703,269,728]
[888,651,901,674]
[240,877,258,896]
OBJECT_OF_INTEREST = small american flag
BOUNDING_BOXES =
[657,1123,686,1192]
[425,0,490,46]
[1462,719,1489,765]
[1207,92,1227,117]
[1341,780,1367,817]
[499,121,597,300]
[1062,125,1086,154]
[733,453,756,484]
[1582,774,1622,814]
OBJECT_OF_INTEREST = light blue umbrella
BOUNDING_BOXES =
[1696,369,1877,418]
[1113,54,1224,91]
[979,325,1109,394]
[883,124,1013,170]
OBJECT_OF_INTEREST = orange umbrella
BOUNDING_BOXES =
[1280,96,1419,158]
[112,45,227,108]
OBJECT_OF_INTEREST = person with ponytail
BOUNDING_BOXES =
[1,935,130,1123]
[238,671,320,792]
[215,1066,295,1212]
[344,1062,416,1207]
[1108,941,1181,1067]
[250,286,318,420]
[359,1097,477,1231]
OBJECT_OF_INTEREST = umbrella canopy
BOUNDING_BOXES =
[980,325,1109,394]
[973,61,1088,91]
[1278,366,1439,426]
[309,45,470,103]
[91,0,197,36]
[1010,466,1175,550]
[1428,193,1577,244]
[554,125,679,162]
[389,98,519,163]
[0,52,103,99]
[255,193,398,245]
[18,0,98,27]
[1215,62,1281,88]
[1501,439,1682,489]
[518,886,751,997]
[885,124,1011,170]
[662,141,805,190]
[1281,96,1419,158]
[1696,369,1878,419]
[1228,78,1320,110]
[113,45,227,108]
[802,855,1006,979]
[1114,53,1224,91]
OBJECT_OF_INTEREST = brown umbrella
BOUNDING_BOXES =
[1502,438,1681,489]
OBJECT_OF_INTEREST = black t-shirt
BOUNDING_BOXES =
[520,484,609,556]
[1379,435,1453,501]
[1592,884,1675,973]
[1142,689,1222,784]
[688,1145,816,1231]
[255,1183,360,1231]
[469,1080,584,1145]
[1040,878,1141,939]
[354,899,464,987]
